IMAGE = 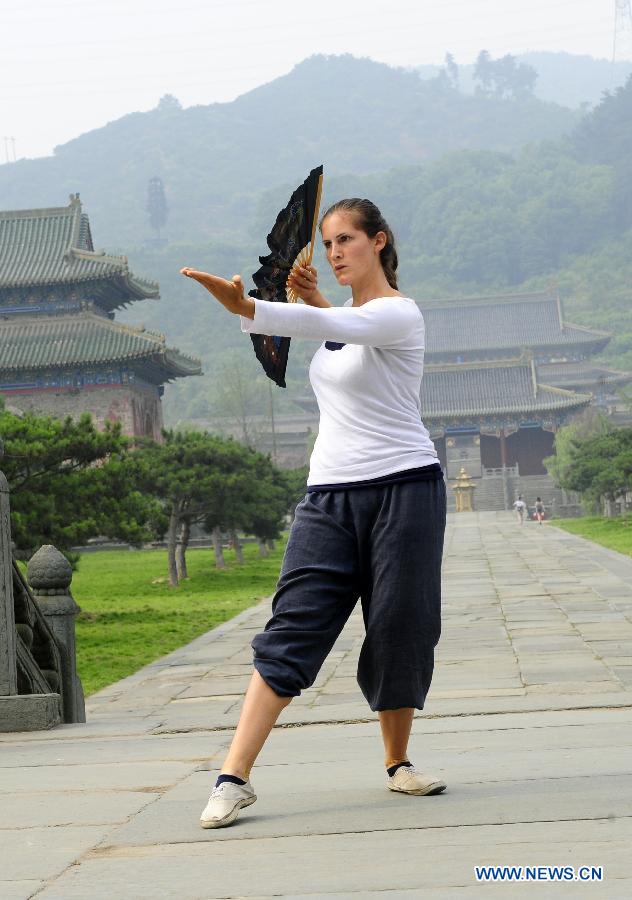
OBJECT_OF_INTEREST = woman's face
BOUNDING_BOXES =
[321,211,384,287]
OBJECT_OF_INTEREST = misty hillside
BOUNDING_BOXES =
[417,51,632,109]
[0,54,577,247]
[115,76,632,426]
[1,52,631,433]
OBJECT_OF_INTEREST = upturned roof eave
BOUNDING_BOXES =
[423,404,589,420]
[0,268,160,301]
[162,349,203,378]
[425,332,611,359]
[0,311,201,378]
[0,349,202,378]
[419,289,553,309]
[0,197,159,300]
[421,392,592,421]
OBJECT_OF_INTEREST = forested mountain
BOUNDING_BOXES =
[119,76,632,425]
[0,54,577,247]
[1,53,631,431]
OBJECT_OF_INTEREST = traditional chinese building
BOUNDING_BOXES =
[287,290,626,512]
[419,291,615,459]
[0,195,201,439]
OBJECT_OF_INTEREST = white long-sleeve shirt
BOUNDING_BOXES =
[241,296,438,485]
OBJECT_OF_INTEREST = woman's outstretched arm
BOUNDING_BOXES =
[180,269,255,319]
[181,265,332,313]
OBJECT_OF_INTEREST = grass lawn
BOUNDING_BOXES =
[70,540,285,696]
[551,515,632,558]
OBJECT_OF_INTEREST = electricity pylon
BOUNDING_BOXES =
[613,0,632,65]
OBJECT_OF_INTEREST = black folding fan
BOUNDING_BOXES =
[249,165,324,388]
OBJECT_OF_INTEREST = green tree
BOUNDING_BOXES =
[238,455,291,556]
[0,406,156,558]
[135,430,234,585]
[571,75,632,228]
[473,51,537,100]
[545,414,632,514]
[544,408,611,490]
[564,430,632,513]
[202,444,288,567]
[443,53,459,90]
[135,430,289,583]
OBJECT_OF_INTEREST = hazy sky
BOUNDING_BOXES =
[1,0,629,161]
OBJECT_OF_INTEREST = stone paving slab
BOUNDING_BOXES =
[2,824,113,882]
[0,733,228,768]
[1,790,162,830]
[0,760,197,794]
[102,758,632,849]
[0,882,44,900]
[1,512,632,897]
[31,821,631,899]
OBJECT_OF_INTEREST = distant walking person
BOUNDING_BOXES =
[513,495,527,525]
[534,497,545,524]
[181,198,447,830]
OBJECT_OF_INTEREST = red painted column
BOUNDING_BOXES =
[500,430,507,468]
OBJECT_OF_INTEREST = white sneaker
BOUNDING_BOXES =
[387,764,446,796]
[200,779,257,829]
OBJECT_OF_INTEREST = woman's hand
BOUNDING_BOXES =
[287,265,331,308]
[180,268,255,319]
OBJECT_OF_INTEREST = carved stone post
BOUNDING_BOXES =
[27,546,86,724]
[0,442,18,697]
[1,441,62,731]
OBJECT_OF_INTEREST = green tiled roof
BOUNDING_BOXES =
[420,291,610,356]
[538,361,632,388]
[0,313,201,379]
[0,195,159,300]
[421,357,591,420]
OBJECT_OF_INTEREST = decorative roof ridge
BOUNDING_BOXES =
[537,383,593,403]
[66,246,130,271]
[539,360,630,375]
[67,193,83,250]
[562,320,612,339]
[420,290,554,308]
[530,356,538,399]
[0,204,77,220]
[82,311,168,345]
[425,352,533,373]
[58,196,131,272]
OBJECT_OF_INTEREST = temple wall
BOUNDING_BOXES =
[3,385,164,441]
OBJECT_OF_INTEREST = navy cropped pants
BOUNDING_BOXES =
[251,476,446,711]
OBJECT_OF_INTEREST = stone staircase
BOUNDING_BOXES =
[447,467,518,513]
[446,468,579,516]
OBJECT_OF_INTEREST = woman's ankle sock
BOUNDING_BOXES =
[387,761,412,777]
[215,773,247,787]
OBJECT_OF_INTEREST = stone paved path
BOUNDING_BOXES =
[1,512,632,898]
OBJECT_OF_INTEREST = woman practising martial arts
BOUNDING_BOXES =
[181,198,446,829]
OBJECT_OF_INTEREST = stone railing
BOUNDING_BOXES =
[482,465,520,478]
[0,443,85,732]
